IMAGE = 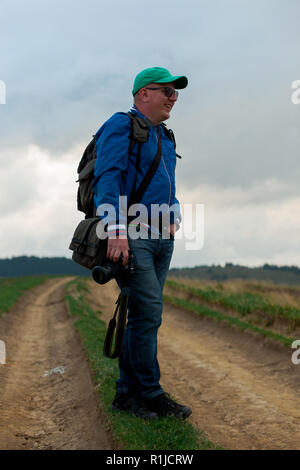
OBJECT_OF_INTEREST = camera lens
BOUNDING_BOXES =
[92,266,104,284]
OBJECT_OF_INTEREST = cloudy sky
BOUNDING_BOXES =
[1,0,300,268]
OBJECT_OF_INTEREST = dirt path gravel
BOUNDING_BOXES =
[86,279,300,450]
[0,277,114,450]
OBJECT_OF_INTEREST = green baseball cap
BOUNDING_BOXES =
[132,67,188,96]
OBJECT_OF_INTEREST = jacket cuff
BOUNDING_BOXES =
[107,224,127,238]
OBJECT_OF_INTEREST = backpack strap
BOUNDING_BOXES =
[127,111,153,207]
[129,125,162,207]
[161,123,182,159]
[127,111,152,150]
[93,112,179,219]
[127,113,182,208]
[129,141,142,206]
[93,112,151,217]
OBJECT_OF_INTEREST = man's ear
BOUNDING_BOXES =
[138,88,149,102]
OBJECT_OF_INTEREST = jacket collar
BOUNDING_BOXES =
[129,104,156,128]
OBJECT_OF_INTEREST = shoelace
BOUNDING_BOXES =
[157,393,178,410]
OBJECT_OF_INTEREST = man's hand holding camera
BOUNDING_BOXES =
[107,236,129,266]
[107,223,178,267]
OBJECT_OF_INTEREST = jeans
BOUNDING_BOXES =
[116,236,174,399]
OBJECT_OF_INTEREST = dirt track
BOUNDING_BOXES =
[87,280,300,450]
[0,276,300,450]
[0,277,114,450]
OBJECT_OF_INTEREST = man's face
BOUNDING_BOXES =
[141,82,178,123]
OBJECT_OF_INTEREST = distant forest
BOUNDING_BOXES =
[169,262,300,285]
[1,256,300,285]
[0,256,89,277]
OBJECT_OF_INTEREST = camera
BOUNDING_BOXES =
[92,252,134,285]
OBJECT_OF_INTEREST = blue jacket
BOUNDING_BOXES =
[93,105,181,235]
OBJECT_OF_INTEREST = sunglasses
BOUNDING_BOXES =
[145,86,179,99]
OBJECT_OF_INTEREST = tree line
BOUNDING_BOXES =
[1,257,300,285]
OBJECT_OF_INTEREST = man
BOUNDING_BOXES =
[93,67,192,420]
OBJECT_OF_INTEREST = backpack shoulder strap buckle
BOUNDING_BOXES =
[127,111,151,146]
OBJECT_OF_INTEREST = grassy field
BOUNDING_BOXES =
[0,275,51,317]
[165,277,300,348]
[64,277,221,451]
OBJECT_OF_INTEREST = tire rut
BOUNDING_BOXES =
[0,277,114,450]
[86,279,300,450]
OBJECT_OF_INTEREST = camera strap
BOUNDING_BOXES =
[103,286,130,359]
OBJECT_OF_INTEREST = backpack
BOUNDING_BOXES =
[69,112,179,270]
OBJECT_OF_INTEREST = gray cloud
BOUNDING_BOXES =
[0,0,300,265]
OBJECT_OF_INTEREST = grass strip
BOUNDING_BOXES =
[64,277,221,451]
[0,275,50,316]
[166,279,300,326]
[164,294,296,349]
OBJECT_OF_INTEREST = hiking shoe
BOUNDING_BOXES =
[145,393,192,419]
[111,392,159,420]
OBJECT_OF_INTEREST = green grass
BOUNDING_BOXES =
[0,275,51,316]
[64,277,221,451]
[166,279,300,328]
[164,294,296,349]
